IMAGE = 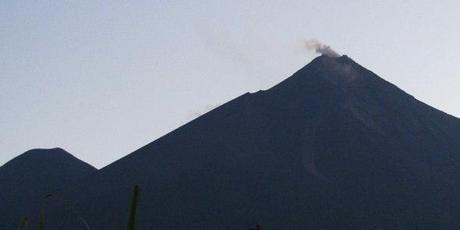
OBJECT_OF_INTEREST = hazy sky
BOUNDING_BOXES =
[1,0,459,168]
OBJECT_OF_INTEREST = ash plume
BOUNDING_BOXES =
[305,39,340,57]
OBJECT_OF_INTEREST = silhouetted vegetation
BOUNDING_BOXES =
[18,217,29,230]
[37,209,44,230]
[126,185,140,230]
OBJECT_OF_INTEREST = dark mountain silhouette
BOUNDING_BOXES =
[0,148,96,229]
[6,55,460,229]
[56,55,460,230]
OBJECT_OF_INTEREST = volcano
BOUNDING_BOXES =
[7,55,460,229]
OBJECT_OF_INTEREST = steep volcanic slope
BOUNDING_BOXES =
[59,55,460,229]
[0,148,97,229]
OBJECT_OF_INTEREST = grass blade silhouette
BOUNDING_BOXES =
[37,210,44,230]
[126,185,140,230]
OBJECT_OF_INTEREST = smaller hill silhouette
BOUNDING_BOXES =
[0,148,96,229]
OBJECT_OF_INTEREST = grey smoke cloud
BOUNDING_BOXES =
[305,39,340,57]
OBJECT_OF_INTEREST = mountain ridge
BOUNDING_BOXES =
[4,55,460,229]
[54,55,460,229]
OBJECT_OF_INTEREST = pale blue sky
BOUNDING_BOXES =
[1,0,459,168]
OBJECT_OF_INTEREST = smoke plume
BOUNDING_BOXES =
[305,39,340,57]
